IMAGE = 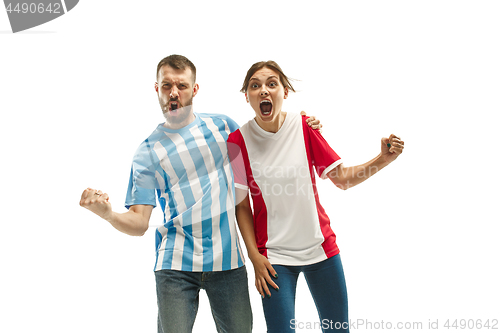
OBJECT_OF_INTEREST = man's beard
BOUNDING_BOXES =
[161,96,194,126]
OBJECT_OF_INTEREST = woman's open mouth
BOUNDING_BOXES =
[260,100,272,116]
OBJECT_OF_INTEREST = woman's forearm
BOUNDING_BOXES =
[327,134,404,190]
[235,192,280,295]
[329,153,390,190]
[235,196,261,260]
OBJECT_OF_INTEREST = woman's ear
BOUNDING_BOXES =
[284,87,289,99]
[245,93,249,103]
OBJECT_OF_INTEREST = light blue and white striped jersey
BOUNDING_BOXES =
[125,113,245,272]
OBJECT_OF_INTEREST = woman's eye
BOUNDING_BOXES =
[251,83,259,88]
[269,82,277,87]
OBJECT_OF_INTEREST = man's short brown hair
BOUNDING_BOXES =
[156,55,197,83]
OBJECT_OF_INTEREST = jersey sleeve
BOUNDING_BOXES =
[197,113,240,133]
[224,115,240,133]
[124,139,158,209]
[302,116,342,179]
[227,130,249,191]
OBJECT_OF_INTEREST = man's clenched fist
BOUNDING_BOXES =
[80,188,112,222]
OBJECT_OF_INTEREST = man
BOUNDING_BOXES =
[80,55,320,332]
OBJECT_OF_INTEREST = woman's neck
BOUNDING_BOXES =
[255,111,287,133]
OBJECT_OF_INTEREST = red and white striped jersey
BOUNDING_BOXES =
[228,113,343,265]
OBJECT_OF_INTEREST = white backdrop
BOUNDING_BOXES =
[1,1,499,332]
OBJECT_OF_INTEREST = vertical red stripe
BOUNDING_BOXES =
[228,130,269,258]
[301,116,339,258]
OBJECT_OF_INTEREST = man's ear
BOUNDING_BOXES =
[193,83,199,97]
[155,82,159,93]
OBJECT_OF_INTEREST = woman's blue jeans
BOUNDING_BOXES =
[155,265,252,333]
[262,254,349,332]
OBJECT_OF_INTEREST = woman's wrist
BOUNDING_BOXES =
[248,249,262,262]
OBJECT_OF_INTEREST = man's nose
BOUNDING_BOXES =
[170,86,179,99]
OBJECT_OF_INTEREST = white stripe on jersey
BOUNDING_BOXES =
[219,118,243,268]
[153,139,187,215]
[154,137,188,271]
[156,234,168,271]
[203,117,230,271]
[155,171,170,220]
[187,124,213,271]
[170,216,186,271]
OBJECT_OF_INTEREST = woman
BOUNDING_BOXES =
[227,61,404,332]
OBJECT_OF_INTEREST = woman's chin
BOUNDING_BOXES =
[255,110,274,121]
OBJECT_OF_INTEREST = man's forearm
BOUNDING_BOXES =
[108,210,149,236]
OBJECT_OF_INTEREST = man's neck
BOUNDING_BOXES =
[163,112,196,130]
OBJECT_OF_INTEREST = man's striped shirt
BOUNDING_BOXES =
[125,113,245,272]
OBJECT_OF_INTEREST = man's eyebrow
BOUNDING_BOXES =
[161,80,189,85]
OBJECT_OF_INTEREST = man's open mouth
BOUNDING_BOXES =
[260,100,272,116]
[170,101,179,111]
